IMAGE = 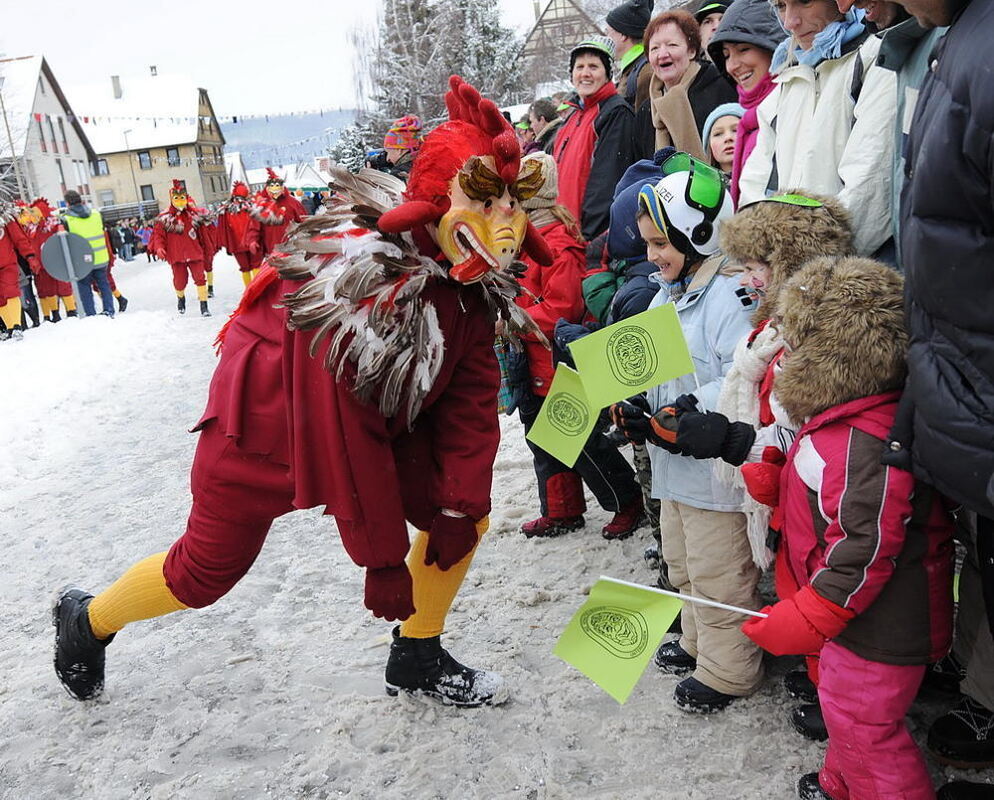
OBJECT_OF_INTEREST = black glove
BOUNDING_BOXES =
[610,395,651,445]
[670,410,757,466]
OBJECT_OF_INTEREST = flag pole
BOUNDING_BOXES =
[599,575,768,619]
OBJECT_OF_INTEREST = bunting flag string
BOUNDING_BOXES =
[47,107,348,127]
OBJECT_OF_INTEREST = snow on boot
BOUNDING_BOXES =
[521,515,585,539]
[784,668,818,703]
[654,640,696,675]
[791,703,828,742]
[673,676,736,714]
[797,773,832,800]
[52,587,115,700]
[601,496,645,540]
[384,626,508,707]
[9,325,24,341]
[177,296,186,315]
[200,301,211,317]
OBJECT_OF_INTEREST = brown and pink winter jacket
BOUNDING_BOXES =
[779,390,954,666]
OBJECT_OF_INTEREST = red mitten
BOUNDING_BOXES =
[425,513,479,571]
[247,240,259,256]
[741,446,787,507]
[741,586,853,656]
[364,565,415,621]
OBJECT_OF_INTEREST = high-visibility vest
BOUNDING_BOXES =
[63,209,110,268]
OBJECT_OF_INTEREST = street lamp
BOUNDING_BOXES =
[122,128,144,221]
[0,76,28,200]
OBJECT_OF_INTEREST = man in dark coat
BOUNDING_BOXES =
[882,2,994,795]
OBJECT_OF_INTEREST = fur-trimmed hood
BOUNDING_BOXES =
[775,256,906,426]
[719,190,853,323]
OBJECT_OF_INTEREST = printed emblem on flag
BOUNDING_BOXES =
[580,605,649,659]
[606,326,658,386]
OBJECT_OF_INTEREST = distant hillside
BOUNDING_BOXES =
[220,110,357,169]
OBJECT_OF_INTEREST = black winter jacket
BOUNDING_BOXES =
[887,0,994,518]
[581,94,638,241]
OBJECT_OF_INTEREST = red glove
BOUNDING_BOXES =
[425,513,479,571]
[364,565,415,621]
[741,585,854,656]
[248,239,259,256]
[154,249,167,261]
[741,446,787,507]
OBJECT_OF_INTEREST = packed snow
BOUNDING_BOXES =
[0,252,974,799]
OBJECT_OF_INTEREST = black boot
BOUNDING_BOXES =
[207,285,214,299]
[791,703,828,741]
[7,325,24,341]
[52,587,115,700]
[920,652,965,697]
[384,626,508,707]
[938,781,994,800]
[928,696,994,768]
[200,301,211,317]
[66,309,78,317]
[117,295,128,313]
[797,773,832,800]
[654,640,696,675]
[784,668,819,703]
[674,676,737,714]
[177,296,186,314]
[50,309,62,323]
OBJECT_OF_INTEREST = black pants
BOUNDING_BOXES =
[517,388,639,518]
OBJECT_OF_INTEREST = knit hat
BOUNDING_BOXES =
[707,0,785,76]
[701,102,745,150]
[606,0,654,40]
[695,0,733,23]
[383,115,424,152]
[570,36,616,77]
[520,152,559,210]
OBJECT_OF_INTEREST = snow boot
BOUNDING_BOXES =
[674,676,737,714]
[791,703,828,741]
[117,295,128,313]
[920,652,965,697]
[644,541,661,570]
[521,515,585,539]
[938,781,994,800]
[797,773,832,800]
[928,696,994,768]
[654,640,696,675]
[52,587,115,700]
[601,496,645,540]
[200,301,211,317]
[207,285,214,299]
[784,668,819,703]
[5,325,24,341]
[177,296,186,315]
[49,309,62,323]
[384,626,508,707]
[66,309,78,317]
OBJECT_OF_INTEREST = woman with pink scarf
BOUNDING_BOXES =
[707,0,785,206]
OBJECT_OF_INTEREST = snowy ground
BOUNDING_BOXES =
[0,252,987,799]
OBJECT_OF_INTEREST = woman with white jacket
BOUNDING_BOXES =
[737,2,897,256]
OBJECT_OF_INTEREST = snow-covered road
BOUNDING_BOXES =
[0,253,962,799]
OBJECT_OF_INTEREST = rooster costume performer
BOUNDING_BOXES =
[53,77,554,707]
[245,168,307,260]
[21,198,78,322]
[0,199,39,340]
[216,181,261,287]
[150,181,217,317]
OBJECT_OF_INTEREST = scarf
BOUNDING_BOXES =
[772,9,865,72]
[649,62,708,162]
[730,73,777,207]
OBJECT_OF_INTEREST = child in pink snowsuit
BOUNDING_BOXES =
[740,256,954,800]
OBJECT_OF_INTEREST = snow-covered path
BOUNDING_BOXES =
[0,253,962,799]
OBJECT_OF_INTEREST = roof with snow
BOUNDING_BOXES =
[0,55,96,161]
[68,71,213,154]
[246,162,329,191]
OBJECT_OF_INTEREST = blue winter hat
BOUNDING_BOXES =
[701,102,745,146]
[608,150,675,259]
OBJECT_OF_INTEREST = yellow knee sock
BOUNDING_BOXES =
[40,296,54,316]
[196,284,208,302]
[175,290,185,299]
[249,268,259,280]
[0,297,22,328]
[400,517,488,639]
[87,552,188,639]
[113,289,122,299]
[62,295,76,312]
[241,271,253,287]
[206,270,214,288]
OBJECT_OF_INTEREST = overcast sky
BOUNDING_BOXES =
[2,1,543,116]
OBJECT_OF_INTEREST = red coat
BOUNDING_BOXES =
[195,273,501,570]
[0,219,37,302]
[29,218,74,296]
[217,208,253,255]
[780,391,954,665]
[514,220,586,395]
[246,193,307,257]
[149,209,215,265]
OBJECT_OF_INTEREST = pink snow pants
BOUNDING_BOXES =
[818,640,934,800]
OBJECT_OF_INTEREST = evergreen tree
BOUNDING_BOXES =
[328,123,372,173]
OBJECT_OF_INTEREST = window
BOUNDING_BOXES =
[47,117,58,152]
[94,159,109,176]
[138,151,152,169]
[56,159,66,192]
[58,118,69,153]
[38,77,46,96]
[209,176,216,193]
[98,189,115,207]
[37,118,47,152]
[140,184,155,201]
[166,147,180,167]
[73,160,86,191]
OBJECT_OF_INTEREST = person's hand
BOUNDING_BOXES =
[154,249,167,261]
[741,586,854,656]
[425,512,479,571]
[609,395,651,445]
[741,447,786,507]
[671,411,757,466]
[364,565,415,621]
[248,240,259,256]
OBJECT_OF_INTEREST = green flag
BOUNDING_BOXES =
[568,304,694,410]
[525,364,598,467]
[554,577,683,704]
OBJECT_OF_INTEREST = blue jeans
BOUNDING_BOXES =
[121,243,134,261]
[77,267,115,317]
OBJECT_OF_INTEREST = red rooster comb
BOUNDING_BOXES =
[31,197,53,217]
[265,168,283,185]
[169,179,186,196]
[232,181,249,197]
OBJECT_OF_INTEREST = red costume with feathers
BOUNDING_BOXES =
[216,181,260,273]
[149,182,216,293]
[245,170,307,259]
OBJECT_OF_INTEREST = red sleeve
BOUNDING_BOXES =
[216,215,230,252]
[809,429,916,615]
[7,221,37,264]
[149,221,165,256]
[246,216,262,252]
[519,236,586,338]
[199,223,217,261]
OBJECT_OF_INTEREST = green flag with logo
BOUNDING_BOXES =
[554,577,683,703]
[568,304,694,410]
[525,364,598,467]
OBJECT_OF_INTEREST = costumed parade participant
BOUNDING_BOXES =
[216,181,260,287]
[0,198,39,341]
[20,198,78,322]
[149,181,217,317]
[245,169,307,260]
[52,76,554,708]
